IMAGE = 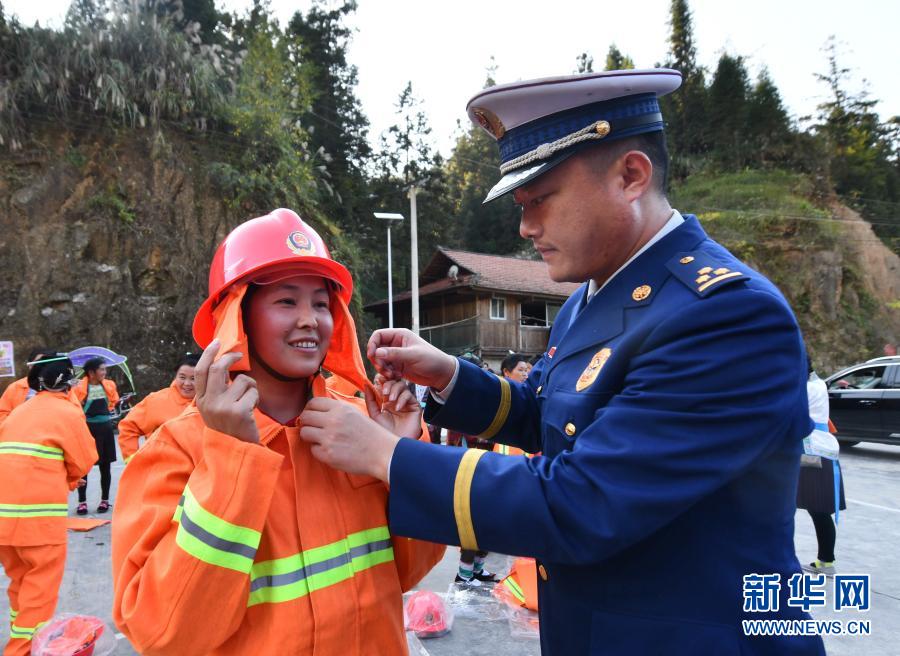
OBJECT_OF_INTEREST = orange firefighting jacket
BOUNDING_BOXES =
[0,377,30,425]
[112,285,444,656]
[73,377,120,412]
[0,390,98,546]
[117,382,191,462]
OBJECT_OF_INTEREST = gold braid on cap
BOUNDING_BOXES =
[499,120,611,175]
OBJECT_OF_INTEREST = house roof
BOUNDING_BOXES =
[365,247,580,310]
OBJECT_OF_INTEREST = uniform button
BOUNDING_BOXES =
[539,564,548,581]
[536,385,543,394]
[564,422,576,436]
[680,256,694,264]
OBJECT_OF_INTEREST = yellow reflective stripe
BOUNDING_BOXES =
[0,442,64,460]
[0,503,67,518]
[503,576,526,603]
[248,526,394,606]
[9,608,18,621]
[124,454,134,464]
[172,486,262,573]
[479,376,511,439]
[453,449,487,551]
[181,485,261,549]
[10,621,44,638]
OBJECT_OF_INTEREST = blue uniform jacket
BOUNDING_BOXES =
[388,215,825,655]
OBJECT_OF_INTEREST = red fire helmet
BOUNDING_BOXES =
[192,208,353,347]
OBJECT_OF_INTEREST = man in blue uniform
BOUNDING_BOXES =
[299,69,825,655]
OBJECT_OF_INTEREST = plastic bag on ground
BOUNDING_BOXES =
[30,614,115,656]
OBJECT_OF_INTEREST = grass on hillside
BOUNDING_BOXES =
[670,169,839,262]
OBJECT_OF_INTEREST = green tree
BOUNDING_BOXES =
[444,71,526,255]
[708,53,750,169]
[746,68,793,166]
[287,2,371,234]
[661,0,708,170]
[604,44,634,71]
[814,38,899,203]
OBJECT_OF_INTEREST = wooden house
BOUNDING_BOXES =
[364,248,579,372]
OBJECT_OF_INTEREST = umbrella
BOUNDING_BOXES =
[67,346,135,394]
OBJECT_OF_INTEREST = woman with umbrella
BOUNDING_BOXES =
[73,357,120,514]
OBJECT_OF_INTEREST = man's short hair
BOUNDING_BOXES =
[584,130,670,195]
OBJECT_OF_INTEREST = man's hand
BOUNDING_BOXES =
[194,340,260,444]
[366,328,457,389]
[299,398,400,481]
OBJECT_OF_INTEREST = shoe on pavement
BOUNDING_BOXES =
[454,574,483,588]
[97,500,111,513]
[473,569,499,583]
[76,503,88,516]
[801,560,836,576]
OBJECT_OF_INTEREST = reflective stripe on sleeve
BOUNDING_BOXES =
[479,376,511,439]
[0,442,64,460]
[172,485,262,574]
[9,622,42,639]
[503,576,526,604]
[453,449,487,551]
[0,503,68,518]
[248,526,395,606]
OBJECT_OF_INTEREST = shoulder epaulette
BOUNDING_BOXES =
[666,252,749,297]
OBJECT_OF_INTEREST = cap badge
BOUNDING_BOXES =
[472,107,506,139]
[576,348,612,392]
[286,231,316,256]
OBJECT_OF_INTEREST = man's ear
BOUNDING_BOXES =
[620,150,654,201]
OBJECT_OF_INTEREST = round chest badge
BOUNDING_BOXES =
[576,348,612,392]
[286,231,316,256]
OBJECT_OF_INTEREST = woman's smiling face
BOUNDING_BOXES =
[245,276,334,379]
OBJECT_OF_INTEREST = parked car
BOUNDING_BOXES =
[825,356,900,448]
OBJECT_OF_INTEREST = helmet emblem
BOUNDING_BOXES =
[286,231,316,256]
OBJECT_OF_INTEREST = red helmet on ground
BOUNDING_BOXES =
[192,209,353,347]
[404,590,453,638]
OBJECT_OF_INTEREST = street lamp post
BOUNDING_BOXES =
[374,212,404,328]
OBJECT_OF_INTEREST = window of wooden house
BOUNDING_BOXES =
[546,303,561,325]
[520,301,562,326]
[490,296,507,320]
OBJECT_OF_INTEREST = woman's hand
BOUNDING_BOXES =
[365,376,423,440]
[194,340,260,444]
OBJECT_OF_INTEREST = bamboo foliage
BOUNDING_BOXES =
[0,0,232,149]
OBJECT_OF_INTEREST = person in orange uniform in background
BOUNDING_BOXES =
[0,354,98,656]
[117,353,199,463]
[72,358,119,514]
[112,209,443,656]
[0,347,51,426]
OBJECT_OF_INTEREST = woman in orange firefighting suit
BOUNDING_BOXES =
[111,209,444,656]
[0,354,98,656]
[116,353,199,462]
[73,358,120,514]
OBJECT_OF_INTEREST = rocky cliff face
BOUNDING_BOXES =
[0,129,238,392]
[1,130,899,395]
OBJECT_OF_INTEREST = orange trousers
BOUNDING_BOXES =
[0,544,66,656]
